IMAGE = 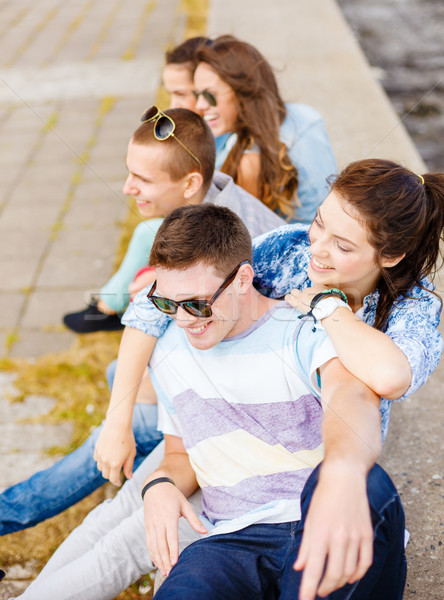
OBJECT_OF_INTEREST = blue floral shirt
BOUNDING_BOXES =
[123,224,443,442]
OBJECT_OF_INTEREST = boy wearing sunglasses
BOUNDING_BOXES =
[0,107,284,537]
[62,106,284,333]
[18,204,405,600]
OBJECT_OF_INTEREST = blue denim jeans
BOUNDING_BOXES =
[0,403,162,535]
[156,464,406,600]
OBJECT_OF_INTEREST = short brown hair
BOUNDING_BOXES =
[132,108,215,195]
[149,204,253,277]
[165,36,211,74]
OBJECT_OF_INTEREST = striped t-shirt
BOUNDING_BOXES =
[149,302,337,536]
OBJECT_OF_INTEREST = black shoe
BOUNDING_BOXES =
[63,302,124,333]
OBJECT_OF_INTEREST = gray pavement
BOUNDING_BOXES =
[0,0,183,358]
[0,0,442,598]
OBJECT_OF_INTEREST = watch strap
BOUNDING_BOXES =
[309,288,348,309]
[311,296,352,323]
[299,288,350,331]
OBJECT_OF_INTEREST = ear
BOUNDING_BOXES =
[381,253,406,269]
[236,263,254,293]
[183,171,204,199]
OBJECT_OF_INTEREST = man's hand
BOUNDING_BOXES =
[285,284,328,314]
[93,422,137,486]
[144,481,207,576]
[294,460,373,600]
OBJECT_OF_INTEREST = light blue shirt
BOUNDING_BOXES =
[100,218,163,313]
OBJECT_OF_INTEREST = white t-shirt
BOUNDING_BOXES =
[149,302,337,536]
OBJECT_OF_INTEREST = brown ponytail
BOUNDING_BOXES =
[330,159,444,331]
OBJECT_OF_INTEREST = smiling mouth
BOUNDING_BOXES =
[203,113,218,123]
[312,256,334,270]
[187,322,211,336]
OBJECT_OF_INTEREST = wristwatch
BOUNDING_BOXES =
[309,288,351,323]
[311,296,351,322]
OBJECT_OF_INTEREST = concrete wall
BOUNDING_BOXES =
[207,0,425,172]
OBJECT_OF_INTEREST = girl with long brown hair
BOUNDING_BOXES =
[193,35,336,223]
[251,158,443,440]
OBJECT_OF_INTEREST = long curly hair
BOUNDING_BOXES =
[195,35,299,220]
[331,159,444,330]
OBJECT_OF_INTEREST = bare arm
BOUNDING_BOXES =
[286,286,411,399]
[295,357,382,600]
[143,434,207,575]
[321,307,411,399]
[236,152,261,199]
[94,326,157,485]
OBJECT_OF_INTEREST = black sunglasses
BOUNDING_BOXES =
[147,260,250,318]
[192,89,217,107]
[140,106,201,164]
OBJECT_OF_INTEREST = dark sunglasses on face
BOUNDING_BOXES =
[140,105,201,164]
[192,89,217,107]
[147,260,250,318]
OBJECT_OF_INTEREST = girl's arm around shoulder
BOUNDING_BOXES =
[287,283,411,400]
[287,281,442,401]
[320,307,412,401]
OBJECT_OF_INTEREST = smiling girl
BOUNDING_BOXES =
[253,158,444,439]
[193,35,337,223]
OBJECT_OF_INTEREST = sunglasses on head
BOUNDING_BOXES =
[147,260,250,318]
[192,89,217,107]
[140,106,201,164]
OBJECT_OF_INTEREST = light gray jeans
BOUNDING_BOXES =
[14,442,203,600]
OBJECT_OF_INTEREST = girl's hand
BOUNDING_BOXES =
[285,284,328,314]
[129,269,156,300]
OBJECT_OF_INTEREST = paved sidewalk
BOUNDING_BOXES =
[0,0,442,598]
[0,1,195,596]
[0,0,187,358]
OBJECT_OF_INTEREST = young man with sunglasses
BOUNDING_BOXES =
[0,107,284,537]
[17,204,405,600]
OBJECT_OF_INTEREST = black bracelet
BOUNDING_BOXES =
[297,288,349,331]
[141,477,175,500]
[309,287,348,309]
